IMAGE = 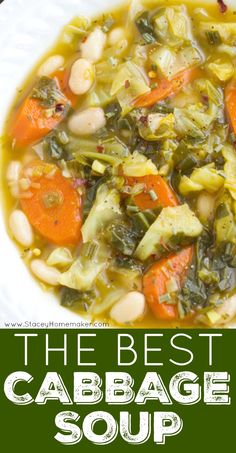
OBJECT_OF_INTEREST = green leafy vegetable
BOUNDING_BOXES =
[44,133,67,161]
[31,76,65,108]
[61,287,95,309]
[106,222,138,256]
[205,30,222,45]
[114,255,144,272]
[135,11,156,43]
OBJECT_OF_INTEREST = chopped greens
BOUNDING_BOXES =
[31,76,65,108]
[135,11,156,44]
[61,287,95,309]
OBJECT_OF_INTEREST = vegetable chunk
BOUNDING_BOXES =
[20,161,82,245]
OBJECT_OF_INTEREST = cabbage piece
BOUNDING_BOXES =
[135,204,203,261]
[195,78,223,107]
[139,113,176,140]
[111,61,149,96]
[47,248,73,268]
[81,184,122,243]
[110,61,150,114]
[58,243,109,291]
[153,6,193,47]
[174,104,214,139]
[179,164,224,196]
[60,16,91,45]
[150,45,203,80]
[223,144,236,200]
[96,60,118,85]
[75,150,123,167]
[199,22,236,46]
[207,58,234,82]
[81,86,115,108]
[70,136,129,159]
[123,151,158,177]
[174,80,223,139]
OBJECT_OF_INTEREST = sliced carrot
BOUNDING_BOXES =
[10,70,74,148]
[126,175,178,210]
[225,78,236,135]
[134,68,201,108]
[10,98,66,148]
[20,161,82,245]
[143,247,194,320]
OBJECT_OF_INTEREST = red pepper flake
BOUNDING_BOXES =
[72,178,86,189]
[139,115,148,125]
[97,145,105,153]
[125,80,130,89]
[217,0,228,14]
[202,94,209,104]
[55,103,65,113]
[82,35,88,43]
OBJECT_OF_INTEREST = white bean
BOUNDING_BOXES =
[68,107,106,136]
[110,291,146,324]
[38,55,65,77]
[69,58,94,95]
[108,27,125,46]
[9,210,34,247]
[7,161,22,197]
[80,27,107,62]
[197,192,215,223]
[31,259,61,286]
[7,161,21,183]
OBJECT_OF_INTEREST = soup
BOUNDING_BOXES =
[2,0,236,327]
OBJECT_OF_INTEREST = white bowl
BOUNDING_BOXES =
[0,0,235,326]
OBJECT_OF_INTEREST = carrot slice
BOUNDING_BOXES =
[225,78,236,135]
[143,247,193,320]
[10,70,74,147]
[20,161,82,245]
[10,98,67,148]
[134,68,200,108]
[126,175,178,210]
